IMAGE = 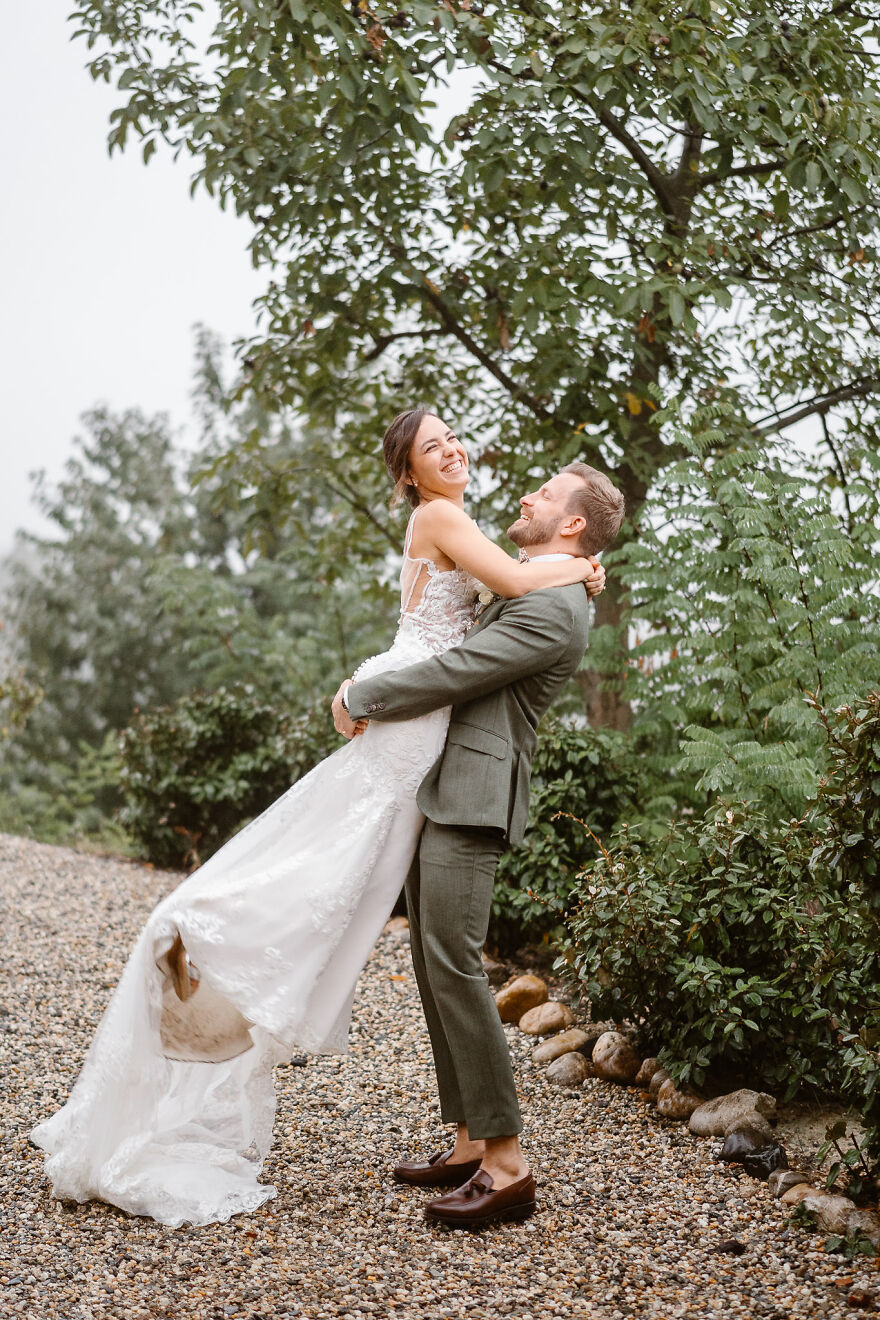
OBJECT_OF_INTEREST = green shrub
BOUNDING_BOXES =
[0,731,131,852]
[118,685,336,869]
[560,693,880,1157]
[490,721,642,949]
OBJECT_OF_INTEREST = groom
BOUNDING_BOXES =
[332,463,625,1227]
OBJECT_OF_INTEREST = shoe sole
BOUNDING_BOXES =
[425,1200,537,1229]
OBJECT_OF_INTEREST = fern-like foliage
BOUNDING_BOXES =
[613,402,880,810]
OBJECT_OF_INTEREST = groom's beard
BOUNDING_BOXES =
[506,510,564,549]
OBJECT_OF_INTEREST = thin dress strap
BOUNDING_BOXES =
[400,507,429,615]
[403,505,420,561]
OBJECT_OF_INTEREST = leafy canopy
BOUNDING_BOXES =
[72,0,880,503]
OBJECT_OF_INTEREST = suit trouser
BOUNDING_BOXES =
[405,819,523,1140]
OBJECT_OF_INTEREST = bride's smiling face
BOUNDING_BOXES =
[407,415,470,501]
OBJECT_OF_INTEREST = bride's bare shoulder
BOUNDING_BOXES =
[415,499,471,529]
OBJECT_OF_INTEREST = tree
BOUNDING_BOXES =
[71,0,880,726]
[1,344,396,783]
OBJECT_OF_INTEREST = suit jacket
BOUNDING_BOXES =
[345,584,590,845]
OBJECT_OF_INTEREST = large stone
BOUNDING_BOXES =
[718,1125,775,1162]
[519,1001,575,1036]
[688,1089,777,1138]
[656,1079,703,1121]
[768,1169,810,1198]
[495,974,548,1024]
[648,1068,672,1099]
[570,1021,617,1057]
[803,1192,857,1237]
[482,956,509,987]
[780,1183,819,1207]
[634,1056,661,1088]
[846,1209,880,1251]
[742,1144,788,1180]
[591,1031,641,1084]
[532,1028,592,1065]
[546,1052,591,1087]
[719,1128,788,1179]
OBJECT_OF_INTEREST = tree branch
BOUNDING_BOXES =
[361,328,443,363]
[322,475,401,551]
[569,85,679,218]
[752,377,880,435]
[820,412,854,534]
[412,277,561,424]
[696,157,788,190]
[485,55,678,218]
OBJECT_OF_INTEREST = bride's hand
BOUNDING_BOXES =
[332,680,368,740]
[583,557,606,598]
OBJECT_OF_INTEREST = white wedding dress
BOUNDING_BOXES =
[32,513,478,1227]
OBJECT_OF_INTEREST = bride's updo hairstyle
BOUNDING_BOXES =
[383,406,430,509]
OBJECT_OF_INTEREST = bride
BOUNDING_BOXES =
[32,407,603,1227]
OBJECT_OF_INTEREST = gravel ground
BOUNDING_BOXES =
[2,832,875,1320]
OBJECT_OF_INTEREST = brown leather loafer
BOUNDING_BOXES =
[424,1169,537,1228]
[392,1149,483,1188]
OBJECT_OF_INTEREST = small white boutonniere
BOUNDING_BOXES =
[473,584,498,622]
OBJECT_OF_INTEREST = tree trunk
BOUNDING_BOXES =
[576,568,633,731]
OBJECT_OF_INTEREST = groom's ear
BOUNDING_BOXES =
[559,514,587,540]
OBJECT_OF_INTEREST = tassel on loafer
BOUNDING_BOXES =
[424,1169,537,1228]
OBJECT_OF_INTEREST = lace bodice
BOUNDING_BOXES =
[396,507,479,654]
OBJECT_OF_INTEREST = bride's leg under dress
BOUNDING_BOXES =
[31,714,443,1228]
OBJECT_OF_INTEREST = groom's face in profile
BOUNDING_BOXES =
[506,472,584,550]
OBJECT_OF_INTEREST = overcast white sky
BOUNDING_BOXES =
[1,3,264,554]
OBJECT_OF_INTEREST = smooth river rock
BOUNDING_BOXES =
[634,1056,661,1088]
[482,956,509,987]
[648,1068,672,1099]
[532,1028,592,1065]
[655,1079,703,1120]
[847,1209,880,1251]
[519,1001,575,1036]
[768,1168,810,1198]
[780,1183,818,1207]
[591,1031,641,1084]
[495,974,548,1024]
[546,1052,591,1087]
[688,1088,778,1138]
[803,1192,858,1237]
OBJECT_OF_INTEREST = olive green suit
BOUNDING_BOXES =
[346,584,590,1138]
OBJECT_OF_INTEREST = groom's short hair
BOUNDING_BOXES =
[561,463,626,556]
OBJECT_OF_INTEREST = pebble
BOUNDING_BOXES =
[1,833,869,1320]
[518,1001,574,1036]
